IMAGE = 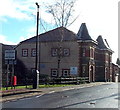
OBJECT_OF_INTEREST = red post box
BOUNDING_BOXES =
[13,76,17,86]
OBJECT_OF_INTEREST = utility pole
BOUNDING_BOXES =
[33,2,39,89]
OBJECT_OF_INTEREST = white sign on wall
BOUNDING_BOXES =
[70,67,78,74]
[5,50,15,60]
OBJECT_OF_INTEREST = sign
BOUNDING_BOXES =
[70,67,78,74]
[5,60,17,65]
[5,50,15,60]
[9,60,14,64]
[40,64,45,68]
[5,60,8,65]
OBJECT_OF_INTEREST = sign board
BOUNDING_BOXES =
[5,60,17,65]
[5,60,8,65]
[40,64,45,68]
[9,60,14,64]
[70,67,78,74]
[5,50,15,60]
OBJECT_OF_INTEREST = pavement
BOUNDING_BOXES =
[0,82,113,103]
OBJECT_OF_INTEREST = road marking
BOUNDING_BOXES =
[48,91,55,94]
[36,94,43,98]
[62,89,71,91]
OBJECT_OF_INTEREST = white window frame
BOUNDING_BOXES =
[63,48,70,56]
[62,69,70,77]
[22,49,28,57]
[51,48,58,57]
[51,69,58,77]
[31,49,36,57]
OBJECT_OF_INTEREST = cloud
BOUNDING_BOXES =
[0,0,35,21]
[0,34,17,45]
[19,27,36,42]
[0,0,118,63]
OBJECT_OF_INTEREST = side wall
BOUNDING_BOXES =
[0,44,2,87]
[16,41,79,77]
[0,44,2,74]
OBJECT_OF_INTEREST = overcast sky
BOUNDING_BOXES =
[0,0,118,63]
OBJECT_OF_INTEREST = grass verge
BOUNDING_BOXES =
[1,84,75,91]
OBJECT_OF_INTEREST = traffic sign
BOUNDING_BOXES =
[5,50,15,60]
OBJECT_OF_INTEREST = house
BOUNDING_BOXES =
[16,26,79,79]
[0,43,16,86]
[95,35,113,82]
[15,23,114,82]
[112,63,120,82]
[0,43,2,87]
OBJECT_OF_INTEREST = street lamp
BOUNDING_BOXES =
[33,2,39,89]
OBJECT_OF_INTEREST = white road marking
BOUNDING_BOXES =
[36,94,43,98]
[48,91,55,94]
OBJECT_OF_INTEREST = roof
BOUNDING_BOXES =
[96,35,108,49]
[77,23,93,41]
[20,27,77,43]
[3,44,16,50]
[96,35,113,52]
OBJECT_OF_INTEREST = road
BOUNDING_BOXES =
[2,83,119,109]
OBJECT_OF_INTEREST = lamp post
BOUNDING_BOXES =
[33,2,39,89]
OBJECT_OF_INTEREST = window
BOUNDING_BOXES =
[82,66,86,74]
[62,69,70,77]
[82,48,86,57]
[51,48,70,57]
[22,49,28,57]
[63,48,70,56]
[51,69,58,77]
[51,48,58,57]
[110,55,112,62]
[31,49,36,57]
[90,48,94,58]
[105,53,109,62]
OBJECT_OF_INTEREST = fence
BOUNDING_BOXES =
[2,77,89,89]
[41,77,89,85]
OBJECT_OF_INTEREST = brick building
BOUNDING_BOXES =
[0,43,16,86]
[0,43,2,87]
[15,23,115,82]
[112,63,120,82]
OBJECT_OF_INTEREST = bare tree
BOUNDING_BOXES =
[45,0,78,78]
[46,0,77,28]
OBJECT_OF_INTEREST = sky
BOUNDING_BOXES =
[0,0,119,63]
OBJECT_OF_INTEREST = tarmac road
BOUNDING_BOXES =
[2,82,119,109]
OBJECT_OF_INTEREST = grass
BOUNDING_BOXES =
[1,85,32,91]
[1,84,75,91]
[39,84,74,88]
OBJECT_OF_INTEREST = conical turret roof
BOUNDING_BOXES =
[77,23,93,40]
[96,35,111,50]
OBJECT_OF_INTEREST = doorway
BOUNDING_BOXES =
[89,66,94,82]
